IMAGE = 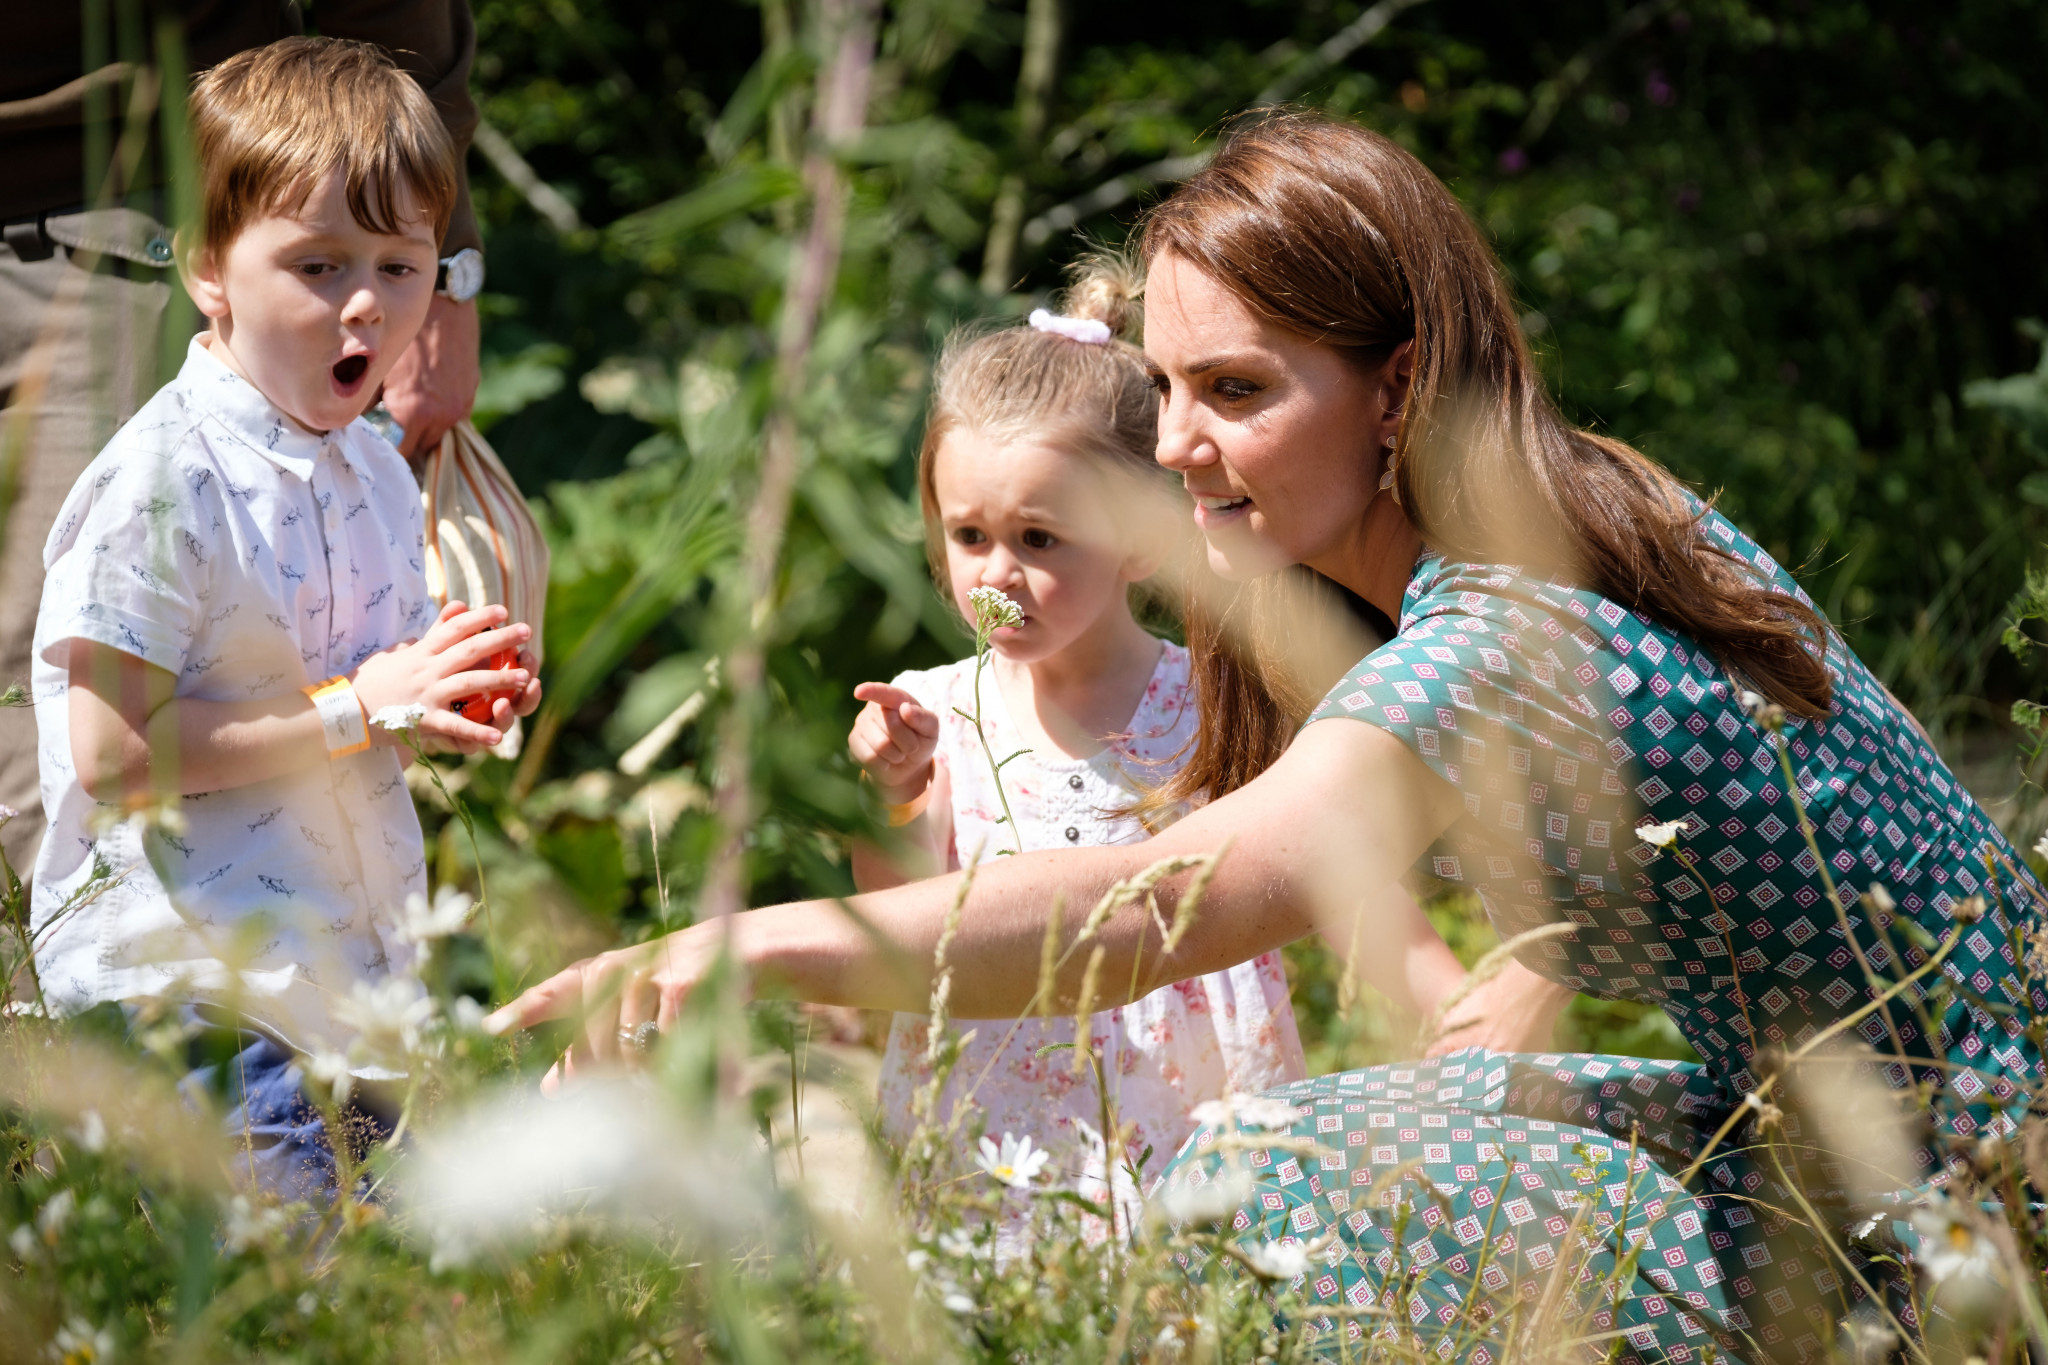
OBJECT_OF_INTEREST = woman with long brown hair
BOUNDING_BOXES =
[493,114,2040,1361]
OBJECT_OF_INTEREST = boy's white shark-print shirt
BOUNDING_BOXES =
[31,335,434,1052]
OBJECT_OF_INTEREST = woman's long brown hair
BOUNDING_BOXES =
[1140,113,1832,810]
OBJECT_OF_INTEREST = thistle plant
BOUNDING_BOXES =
[958,586,1030,856]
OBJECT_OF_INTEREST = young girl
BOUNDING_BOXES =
[846,273,1306,1230]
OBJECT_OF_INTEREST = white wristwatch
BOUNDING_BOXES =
[436,247,485,302]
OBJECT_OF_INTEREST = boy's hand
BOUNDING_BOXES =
[353,601,532,755]
[849,682,939,803]
[483,645,545,731]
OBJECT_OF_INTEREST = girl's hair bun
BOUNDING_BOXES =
[1062,250,1143,342]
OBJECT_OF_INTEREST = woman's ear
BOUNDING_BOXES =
[176,232,231,321]
[1375,339,1416,448]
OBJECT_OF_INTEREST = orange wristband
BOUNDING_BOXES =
[303,676,371,758]
[887,784,933,827]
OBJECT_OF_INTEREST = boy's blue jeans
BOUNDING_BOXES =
[184,1025,395,1203]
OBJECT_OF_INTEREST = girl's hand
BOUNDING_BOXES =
[849,682,940,803]
[352,600,533,755]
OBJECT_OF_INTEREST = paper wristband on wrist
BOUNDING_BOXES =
[303,676,371,758]
[887,785,933,827]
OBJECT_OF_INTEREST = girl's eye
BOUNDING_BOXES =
[381,263,417,278]
[953,527,986,546]
[1022,529,1056,550]
[299,264,335,277]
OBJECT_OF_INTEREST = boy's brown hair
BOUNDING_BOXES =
[191,37,456,253]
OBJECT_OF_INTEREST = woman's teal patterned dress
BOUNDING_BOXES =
[1158,508,2045,1364]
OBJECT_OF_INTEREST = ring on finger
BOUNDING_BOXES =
[616,1021,662,1056]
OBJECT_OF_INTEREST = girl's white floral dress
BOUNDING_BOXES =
[875,639,1305,1227]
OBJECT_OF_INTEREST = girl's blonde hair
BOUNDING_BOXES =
[916,258,1162,580]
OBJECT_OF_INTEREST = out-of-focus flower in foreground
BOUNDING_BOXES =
[333,976,437,1070]
[1191,1093,1301,1131]
[1243,1239,1309,1281]
[1154,1166,1255,1227]
[974,1132,1048,1189]
[48,1317,115,1365]
[400,1076,769,1270]
[396,886,475,959]
[1909,1198,2011,1330]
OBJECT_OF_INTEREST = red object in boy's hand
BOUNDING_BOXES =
[450,646,521,721]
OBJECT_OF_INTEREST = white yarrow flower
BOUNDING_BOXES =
[370,703,429,733]
[1244,1239,1310,1281]
[967,586,1024,631]
[2033,830,2048,862]
[975,1131,1049,1189]
[1636,819,1687,851]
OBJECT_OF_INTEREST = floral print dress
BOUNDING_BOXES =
[1158,509,2044,1364]
[876,640,1305,1231]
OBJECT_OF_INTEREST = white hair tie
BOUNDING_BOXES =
[1028,309,1112,345]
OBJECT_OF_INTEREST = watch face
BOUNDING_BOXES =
[441,248,485,301]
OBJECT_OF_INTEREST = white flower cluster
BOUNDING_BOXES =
[1635,818,1687,852]
[967,585,1024,632]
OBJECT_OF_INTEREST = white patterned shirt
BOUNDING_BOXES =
[875,641,1305,1234]
[30,336,433,1052]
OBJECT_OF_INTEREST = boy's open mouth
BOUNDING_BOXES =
[332,354,370,387]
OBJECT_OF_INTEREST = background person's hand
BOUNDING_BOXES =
[352,600,532,755]
[1423,957,1576,1058]
[381,294,481,459]
[848,681,939,802]
[485,924,720,1074]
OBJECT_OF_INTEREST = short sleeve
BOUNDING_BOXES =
[37,448,214,676]
[1306,562,1642,895]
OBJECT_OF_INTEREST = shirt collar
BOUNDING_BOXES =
[176,335,380,486]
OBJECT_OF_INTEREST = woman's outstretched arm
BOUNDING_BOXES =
[489,720,1475,1062]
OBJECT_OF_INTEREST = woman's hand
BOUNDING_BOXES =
[848,682,939,803]
[1424,958,1575,1057]
[353,600,532,755]
[484,923,721,1074]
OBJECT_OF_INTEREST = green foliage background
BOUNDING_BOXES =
[426,0,2048,1059]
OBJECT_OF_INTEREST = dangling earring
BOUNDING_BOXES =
[1377,439,1398,491]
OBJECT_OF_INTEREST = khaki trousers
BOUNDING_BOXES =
[0,209,184,877]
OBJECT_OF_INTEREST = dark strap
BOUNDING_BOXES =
[2,215,53,262]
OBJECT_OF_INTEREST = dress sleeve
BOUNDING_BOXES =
[1304,564,1642,894]
[37,448,215,677]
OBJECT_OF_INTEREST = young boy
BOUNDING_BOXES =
[28,37,539,1195]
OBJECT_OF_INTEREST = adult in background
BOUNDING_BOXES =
[493,114,2043,1363]
[0,2,488,875]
